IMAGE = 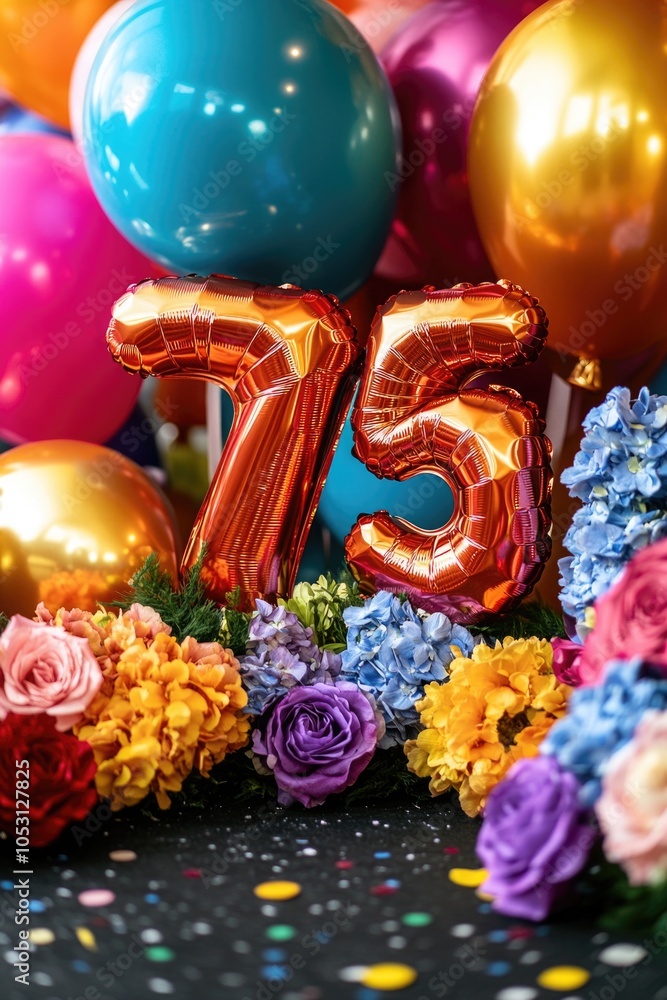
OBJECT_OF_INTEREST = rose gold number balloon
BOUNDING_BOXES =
[345,281,552,623]
[107,275,363,610]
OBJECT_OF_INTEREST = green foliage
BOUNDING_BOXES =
[475,600,567,643]
[280,573,364,650]
[590,862,667,936]
[0,613,8,636]
[114,550,223,643]
[220,588,252,657]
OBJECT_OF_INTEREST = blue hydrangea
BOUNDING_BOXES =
[559,387,667,635]
[541,658,667,807]
[239,600,341,715]
[341,591,476,746]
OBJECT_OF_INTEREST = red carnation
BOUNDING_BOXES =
[0,714,98,848]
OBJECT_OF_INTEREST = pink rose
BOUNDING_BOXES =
[552,638,584,687]
[579,538,667,685]
[0,616,103,731]
[596,711,667,886]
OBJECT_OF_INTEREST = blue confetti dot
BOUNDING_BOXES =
[356,990,381,1000]
[29,900,46,913]
[374,851,391,859]
[486,962,512,976]
[262,949,287,963]
[1,880,14,891]
[488,930,509,943]
[144,893,160,904]
[71,960,92,974]
[478,903,493,914]
[385,879,401,888]
[260,965,289,981]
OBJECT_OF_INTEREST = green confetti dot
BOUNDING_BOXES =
[402,912,433,928]
[266,925,297,942]
[145,947,175,962]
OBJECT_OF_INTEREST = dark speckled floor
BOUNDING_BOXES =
[1,797,665,1000]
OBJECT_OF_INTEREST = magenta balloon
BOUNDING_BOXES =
[376,0,543,288]
[0,134,156,444]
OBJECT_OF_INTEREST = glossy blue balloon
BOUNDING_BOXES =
[318,402,455,546]
[82,0,400,299]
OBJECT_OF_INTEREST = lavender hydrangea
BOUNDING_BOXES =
[341,591,476,746]
[239,600,341,715]
[559,387,667,637]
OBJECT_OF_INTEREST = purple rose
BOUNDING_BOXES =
[551,637,583,687]
[476,757,594,921]
[253,682,383,807]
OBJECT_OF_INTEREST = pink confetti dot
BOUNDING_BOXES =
[335,860,354,870]
[78,889,116,908]
[443,847,460,855]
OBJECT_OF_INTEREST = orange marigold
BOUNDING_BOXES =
[37,603,250,810]
[405,637,571,817]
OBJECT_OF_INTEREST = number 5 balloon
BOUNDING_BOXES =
[345,281,553,623]
[106,275,363,610]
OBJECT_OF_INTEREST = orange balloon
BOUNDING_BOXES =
[345,281,553,624]
[106,275,363,610]
[0,1,117,129]
[329,0,429,51]
[0,440,180,618]
[469,0,667,383]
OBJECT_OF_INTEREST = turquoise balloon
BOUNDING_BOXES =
[319,404,455,546]
[82,0,400,299]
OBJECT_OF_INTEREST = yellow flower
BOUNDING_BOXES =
[71,610,250,811]
[405,637,571,817]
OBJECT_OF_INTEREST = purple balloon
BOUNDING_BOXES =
[376,0,543,288]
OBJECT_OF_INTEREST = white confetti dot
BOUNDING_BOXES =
[148,978,175,994]
[598,943,649,967]
[339,965,369,982]
[451,923,476,938]
[496,988,539,1000]
[140,929,163,944]
[192,922,213,936]
[519,950,542,965]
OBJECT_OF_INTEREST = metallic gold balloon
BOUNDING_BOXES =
[0,441,180,618]
[345,281,552,624]
[0,1,118,129]
[106,275,363,611]
[469,0,667,378]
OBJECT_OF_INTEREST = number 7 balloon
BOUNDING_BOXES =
[106,275,363,610]
[345,281,553,623]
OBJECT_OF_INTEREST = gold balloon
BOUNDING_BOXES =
[0,1,117,129]
[469,0,667,379]
[0,441,180,618]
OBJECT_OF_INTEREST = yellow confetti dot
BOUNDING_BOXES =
[362,963,418,991]
[253,880,302,901]
[537,966,591,991]
[75,927,98,952]
[448,868,488,889]
[29,928,55,946]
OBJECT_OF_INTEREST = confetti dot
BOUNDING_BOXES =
[266,925,297,942]
[182,869,201,879]
[336,860,354,870]
[109,850,137,863]
[449,868,488,888]
[78,889,115,908]
[443,847,460,855]
[75,927,97,951]
[487,962,512,977]
[401,913,433,928]
[146,947,174,963]
[339,966,369,983]
[29,928,55,946]
[148,977,175,994]
[496,989,539,1000]
[537,967,591,991]
[451,924,476,938]
[362,963,418,991]
[598,944,648,967]
[254,881,302,901]
[140,929,163,945]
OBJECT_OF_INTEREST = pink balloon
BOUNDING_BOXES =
[376,0,543,288]
[69,1,135,150]
[348,0,430,52]
[0,134,156,444]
